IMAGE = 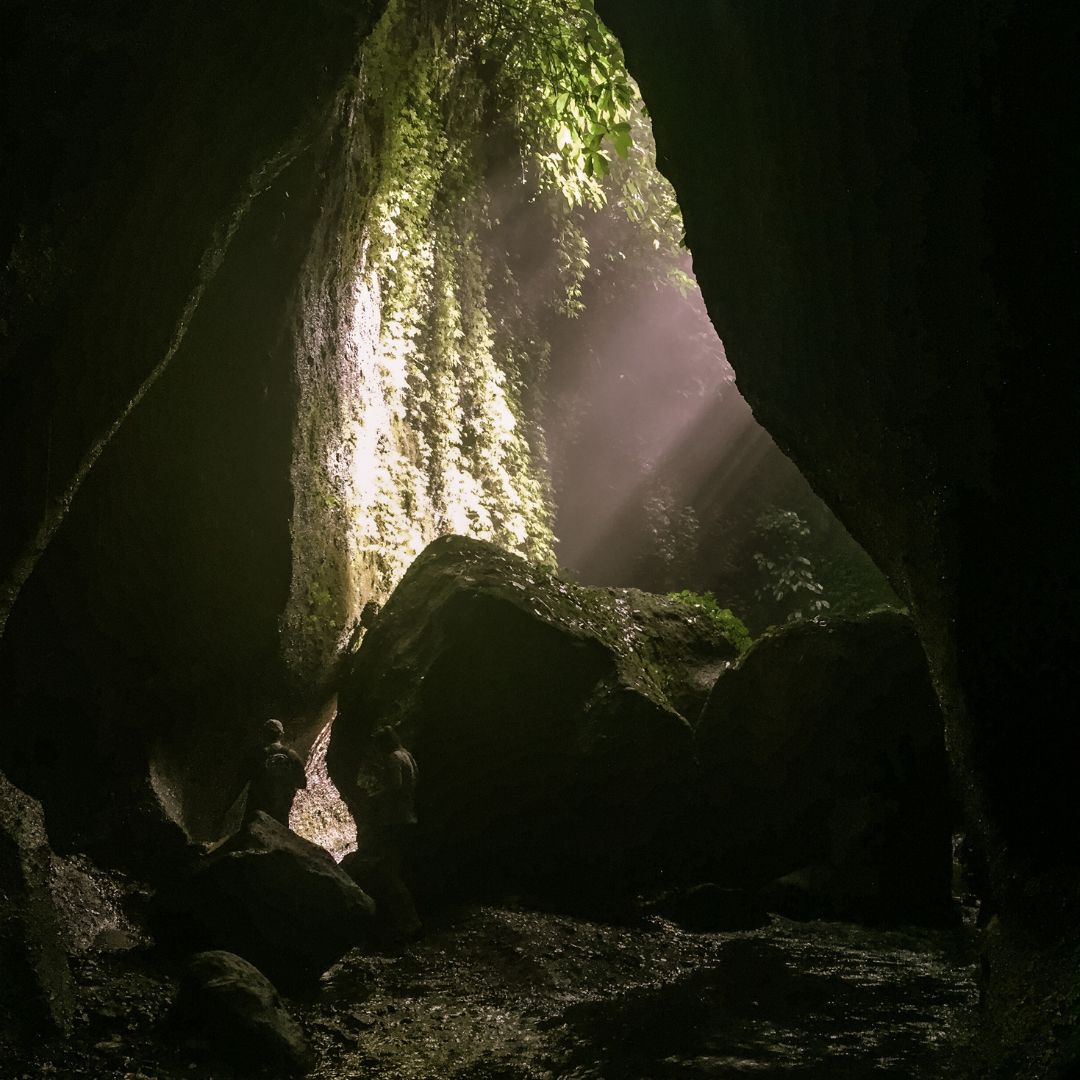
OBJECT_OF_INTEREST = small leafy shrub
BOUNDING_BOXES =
[751,507,830,625]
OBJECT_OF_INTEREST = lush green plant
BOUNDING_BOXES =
[639,482,700,591]
[330,0,694,602]
[462,0,687,306]
[464,0,633,205]
[751,507,830,625]
[668,589,753,654]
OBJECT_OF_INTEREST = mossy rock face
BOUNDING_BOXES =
[328,535,738,903]
[696,611,953,924]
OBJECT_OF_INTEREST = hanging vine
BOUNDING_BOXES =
[311,0,692,615]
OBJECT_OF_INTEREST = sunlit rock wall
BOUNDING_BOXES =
[282,4,554,699]
[284,4,557,853]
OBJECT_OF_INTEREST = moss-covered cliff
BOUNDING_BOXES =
[284,0,561,690]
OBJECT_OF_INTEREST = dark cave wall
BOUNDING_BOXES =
[0,0,388,852]
[0,0,1074,899]
[595,0,1080,878]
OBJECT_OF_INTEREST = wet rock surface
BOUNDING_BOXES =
[173,950,309,1074]
[695,612,953,924]
[0,902,975,1078]
[329,535,739,904]
[0,770,76,1038]
[49,851,151,956]
[155,812,375,988]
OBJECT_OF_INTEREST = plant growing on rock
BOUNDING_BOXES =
[667,589,752,654]
[310,0,693,620]
[466,0,635,205]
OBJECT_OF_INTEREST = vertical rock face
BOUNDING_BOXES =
[0,770,75,1038]
[0,0,557,856]
[595,1,1079,879]
[0,0,391,854]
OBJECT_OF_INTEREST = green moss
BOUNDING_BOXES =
[667,590,752,654]
[328,2,561,601]
[401,537,737,716]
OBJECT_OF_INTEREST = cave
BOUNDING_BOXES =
[2,0,1077,1076]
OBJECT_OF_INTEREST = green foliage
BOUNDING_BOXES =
[285,0,703,676]
[640,483,700,591]
[464,0,635,207]
[334,0,695,595]
[751,507,830,625]
[333,0,566,598]
[814,544,903,620]
[459,0,687,304]
[667,590,752,654]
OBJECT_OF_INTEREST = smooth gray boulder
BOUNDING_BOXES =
[328,535,740,904]
[0,770,75,1038]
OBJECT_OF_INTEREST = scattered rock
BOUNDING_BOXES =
[760,863,881,923]
[329,535,735,904]
[49,851,149,956]
[695,612,953,924]
[156,812,375,987]
[656,884,770,932]
[93,926,142,952]
[0,770,76,1038]
[172,950,309,1074]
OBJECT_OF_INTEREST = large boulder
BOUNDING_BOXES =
[172,950,309,1075]
[0,770,75,1038]
[695,611,953,924]
[328,535,740,904]
[157,812,375,988]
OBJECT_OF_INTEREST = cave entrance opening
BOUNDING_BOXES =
[284,0,896,863]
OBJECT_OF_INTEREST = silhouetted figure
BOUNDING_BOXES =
[359,600,381,630]
[244,719,307,828]
[342,600,382,658]
[345,725,420,940]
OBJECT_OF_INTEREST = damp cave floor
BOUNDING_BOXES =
[5,903,977,1079]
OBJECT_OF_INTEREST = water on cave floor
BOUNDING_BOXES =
[20,902,976,1078]
[306,907,975,1079]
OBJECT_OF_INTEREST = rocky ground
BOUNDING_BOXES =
[3,895,976,1079]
